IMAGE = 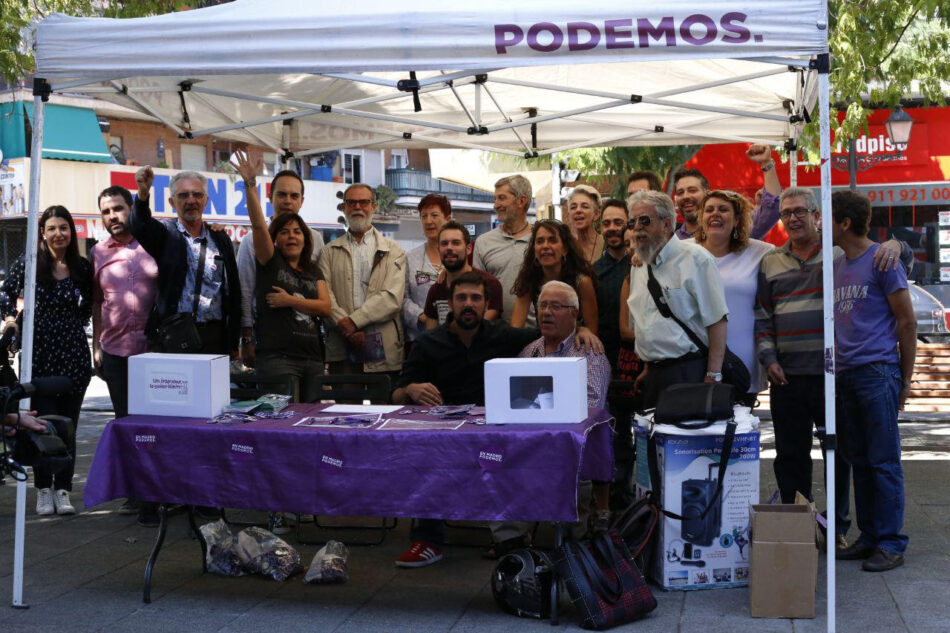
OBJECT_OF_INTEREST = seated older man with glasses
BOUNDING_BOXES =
[488,280,613,553]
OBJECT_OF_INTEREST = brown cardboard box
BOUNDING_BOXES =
[749,494,818,618]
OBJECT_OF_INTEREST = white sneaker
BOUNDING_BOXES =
[53,489,76,515]
[36,488,54,515]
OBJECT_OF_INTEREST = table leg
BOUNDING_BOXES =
[143,504,169,604]
[550,522,564,626]
[186,506,208,573]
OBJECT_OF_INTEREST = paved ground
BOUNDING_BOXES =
[0,376,946,633]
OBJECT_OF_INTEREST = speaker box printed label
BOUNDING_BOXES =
[634,424,760,591]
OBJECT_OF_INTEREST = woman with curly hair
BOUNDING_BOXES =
[510,219,598,333]
[0,205,92,515]
[692,190,774,399]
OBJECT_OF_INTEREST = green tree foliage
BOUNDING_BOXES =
[826,0,949,140]
[1,1,190,85]
[374,185,398,214]
[556,2,950,186]
[554,145,702,198]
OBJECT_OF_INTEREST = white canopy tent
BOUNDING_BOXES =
[29,0,838,628]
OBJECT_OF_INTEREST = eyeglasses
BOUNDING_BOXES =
[175,191,206,201]
[627,215,653,229]
[538,301,574,312]
[779,207,813,221]
[344,198,375,208]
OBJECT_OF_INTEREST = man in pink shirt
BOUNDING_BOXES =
[91,185,159,524]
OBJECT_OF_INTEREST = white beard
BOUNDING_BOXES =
[635,239,662,264]
[348,217,372,234]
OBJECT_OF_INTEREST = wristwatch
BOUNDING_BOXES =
[761,160,775,173]
[705,371,723,382]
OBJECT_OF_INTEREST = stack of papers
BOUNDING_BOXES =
[257,393,292,413]
[223,400,263,414]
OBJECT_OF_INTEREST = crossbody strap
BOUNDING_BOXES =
[646,417,737,522]
[191,239,208,318]
[645,265,708,355]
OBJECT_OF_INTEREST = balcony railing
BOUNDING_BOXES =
[386,169,495,203]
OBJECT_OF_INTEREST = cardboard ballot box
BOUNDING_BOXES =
[484,357,587,424]
[749,494,818,619]
[128,353,230,418]
[634,409,760,590]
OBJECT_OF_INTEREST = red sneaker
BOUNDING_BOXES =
[395,540,444,568]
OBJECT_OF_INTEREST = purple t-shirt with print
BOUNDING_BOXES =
[833,243,908,371]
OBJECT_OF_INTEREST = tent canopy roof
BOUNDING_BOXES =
[35,0,826,156]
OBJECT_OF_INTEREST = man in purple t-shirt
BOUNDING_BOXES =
[831,191,916,573]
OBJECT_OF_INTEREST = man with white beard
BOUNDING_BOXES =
[319,183,406,378]
[625,190,729,408]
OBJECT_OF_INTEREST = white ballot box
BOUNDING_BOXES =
[128,353,230,418]
[485,357,587,424]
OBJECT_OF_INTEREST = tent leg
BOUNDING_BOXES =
[12,86,47,608]
[817,56,836,633]
[11,478,28,609]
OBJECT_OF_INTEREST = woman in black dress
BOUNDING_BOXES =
[0,205,92,515]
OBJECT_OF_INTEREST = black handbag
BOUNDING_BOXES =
[156,312,202,353]
[654,382,734,426]
[644,401,738,531]
[645,265,751,398]
[552,530,657,630]
[609,496,660,572]
[12,415,73,475]
[156,240,208,353]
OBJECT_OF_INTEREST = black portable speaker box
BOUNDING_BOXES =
[681,477,722,546]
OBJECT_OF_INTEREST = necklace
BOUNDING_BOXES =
[425,243,444,272]
[503,222,529,237]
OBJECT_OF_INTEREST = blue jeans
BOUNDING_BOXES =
[836,362,908,555]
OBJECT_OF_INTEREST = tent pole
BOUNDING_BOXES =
[817,53,836,633]
[108,82,187,137]
[13,84,49,609]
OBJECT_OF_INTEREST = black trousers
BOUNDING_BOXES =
[100,350,129,419]
[641,352,706,409]
[770,374,851,535]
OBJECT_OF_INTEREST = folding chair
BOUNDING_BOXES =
[229,372,299,402]
[304,372,392,405]
[296,372,398,545]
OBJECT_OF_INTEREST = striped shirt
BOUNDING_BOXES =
[754,240,912,376]
[754,242,824,376]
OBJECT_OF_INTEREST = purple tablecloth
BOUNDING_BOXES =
[84,405,614,522]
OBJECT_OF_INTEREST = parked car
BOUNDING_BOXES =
[909,283,950,342]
